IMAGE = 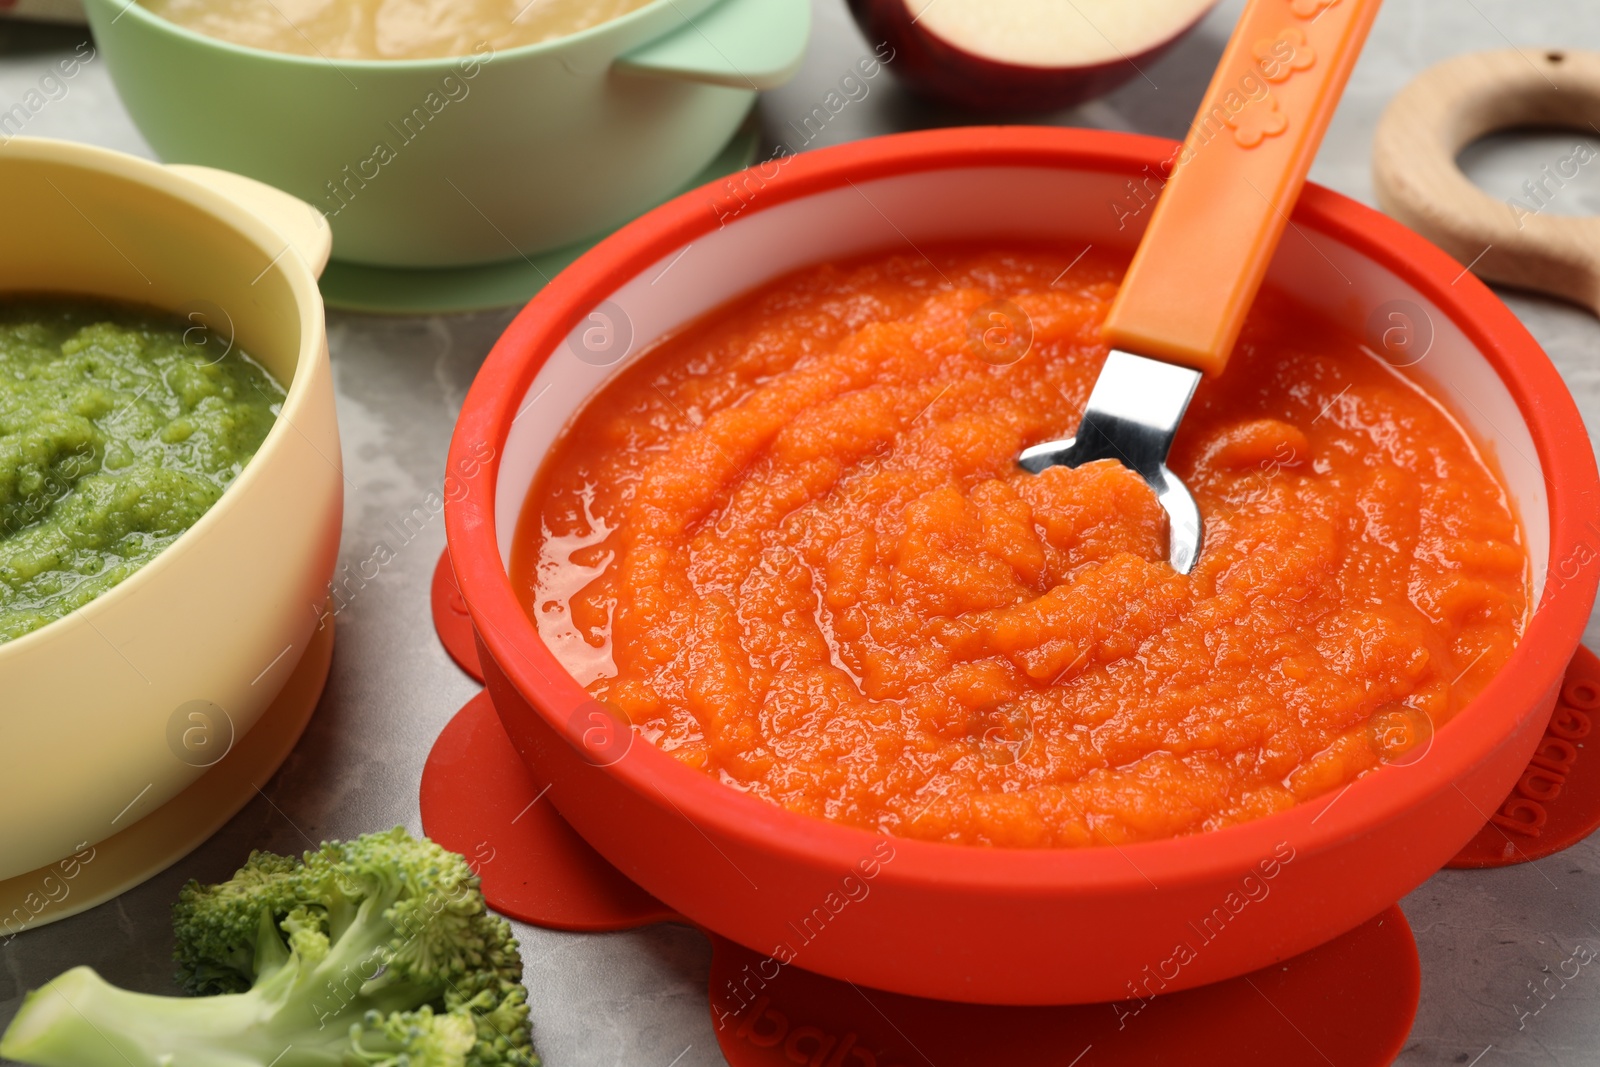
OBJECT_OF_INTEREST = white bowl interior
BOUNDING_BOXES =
[496,167,1550,598]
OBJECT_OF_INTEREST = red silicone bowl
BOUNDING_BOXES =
[445,126,1600,1005]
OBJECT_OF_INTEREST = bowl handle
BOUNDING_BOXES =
[165,164,334,280]
[612,0,808,90]
[1373,48,1600,316]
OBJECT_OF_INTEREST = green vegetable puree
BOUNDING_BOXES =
[0,298,283,643]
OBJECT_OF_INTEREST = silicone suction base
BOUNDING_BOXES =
[319,120,760,316]
[703,913,1417,1067]
[431,549,483,682]
[1449,644,1600,867]
[0,620,333,933]
[421,691,1421,1067]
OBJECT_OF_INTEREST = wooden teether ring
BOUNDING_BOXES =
[1373,48,1600,313]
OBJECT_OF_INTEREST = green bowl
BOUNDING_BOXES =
[83,0,807,268]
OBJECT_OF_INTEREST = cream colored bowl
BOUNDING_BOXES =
[0,138,341,881]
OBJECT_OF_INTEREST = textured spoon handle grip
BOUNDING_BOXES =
[1103,0,1383,376]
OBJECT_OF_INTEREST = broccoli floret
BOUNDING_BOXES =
[0,828,539,1067]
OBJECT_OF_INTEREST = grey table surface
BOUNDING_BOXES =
[4,1,1600,1064]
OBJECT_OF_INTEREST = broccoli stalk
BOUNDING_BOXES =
[0,828,538,1067]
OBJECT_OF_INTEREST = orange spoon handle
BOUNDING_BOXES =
[1103,0,1383,376]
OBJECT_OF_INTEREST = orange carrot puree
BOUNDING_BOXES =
[512,246,1527,848]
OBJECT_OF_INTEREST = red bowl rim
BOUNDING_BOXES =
[446,125,1600,892]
